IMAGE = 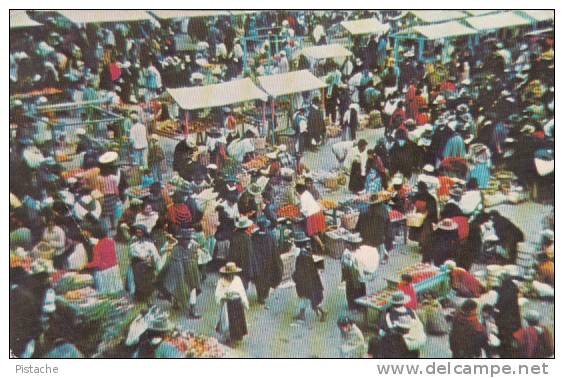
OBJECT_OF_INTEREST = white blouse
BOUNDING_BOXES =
[300,190,321,217]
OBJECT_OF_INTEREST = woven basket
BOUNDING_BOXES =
[406,212,426,228]
[324,177,339,190]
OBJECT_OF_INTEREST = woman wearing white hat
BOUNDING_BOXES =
[215,262,249,344]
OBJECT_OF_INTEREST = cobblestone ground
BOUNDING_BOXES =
[114,128,553,358]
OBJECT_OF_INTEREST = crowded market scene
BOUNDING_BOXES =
[9,9,554,358]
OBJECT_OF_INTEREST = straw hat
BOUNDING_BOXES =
[98,151,119,164]
[220,262,242,274]
[436,218,458,231]
[422,164,434,173]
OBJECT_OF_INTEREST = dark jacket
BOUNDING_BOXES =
[449,310,488,358]
[228,230,254,282]
[308,106,325,143]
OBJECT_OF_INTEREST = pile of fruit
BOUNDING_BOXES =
[156,119,181,136]
[364,288,396,308]
[65,287,96,301]
[166,334,226,358]
[243,156,269,170]
[319,199,337,210]
[61,168,85,179]
[277,204,301,220]
[400,263,440,284]
[10,254,32,271]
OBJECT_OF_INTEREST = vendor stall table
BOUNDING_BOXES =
[355,263,450,328]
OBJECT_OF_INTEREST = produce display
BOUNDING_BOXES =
[399,263,440,285]
[165,333,227,358]
[277,204,301,220]
[53,272,94,294]
[319,199,338,210]
[243,156,269,170]
[155,119,182,137]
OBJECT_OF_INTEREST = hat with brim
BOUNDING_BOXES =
[247,183,262,197]
[98,151,119,164]
[220,262,242,274]
[176,228,192,240]
[292,231,310,243]
[235,216,253,229]
[436,218,458,231]
[524,309,541,323]
[266,152,278,159]
[422,164,434,173]
[206,164,218,170]
[520,125,536,134]
[390,291,410,305]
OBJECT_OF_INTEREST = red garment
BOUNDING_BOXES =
[451,216,469,241]
[306,211,327,236]
[167,204,192,227]
[440,81,456,94]
[532,131,545,139]
[437,176,456,198]
[451,268,485,298]
[416,113,430,126]
[86,238,118,271]
[389,108,406,129]
[109,63,121,81]
[513,326,554,358]
[398,282,418,309]
[415,200,428,213]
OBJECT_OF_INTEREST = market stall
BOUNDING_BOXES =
[163,78,268,140]
[464,11,531,34]
[10,10,42,29]
[356,263,451,327]
[257,70,327,147]
[408,10,467,25]
[57,10,153,25]
[392,20,477,63]
[300,44,352,75]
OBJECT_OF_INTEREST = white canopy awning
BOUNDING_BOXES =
[10,10,42,29]
[465,10,500,17]
[57,10,152,24]
[150,10,230,20]
[340,18,390,35]
[166,78,267,110]
[412,21,477,40]
[410,10,466,23]
[301,44,352,60]
[465,11,530,31]
[258,70,327,98]
[519,10,554,22]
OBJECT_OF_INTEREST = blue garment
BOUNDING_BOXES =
[468,162,491,189]
[365,168,383,194]
[443,134,466,159]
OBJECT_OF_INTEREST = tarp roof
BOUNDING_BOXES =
[340,18,390,35]
[465,10,500,17]
[10,10,42,29]
[150,10,230,19]
[519,10,554,22]
[166,78,267,110]
[301,44,352,60]
[409,10,466,23]
[57,10,152,24]
[412,20,477,40]
[258,70,327,97]
[465,11,531,31]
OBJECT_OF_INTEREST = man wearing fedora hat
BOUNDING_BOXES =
[215,262,249,344]
[161,229,202,319]
[378,291,420,338]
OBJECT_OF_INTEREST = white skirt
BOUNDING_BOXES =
[94,265,124,295]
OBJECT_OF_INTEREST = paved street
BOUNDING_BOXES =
[115,128,553,358]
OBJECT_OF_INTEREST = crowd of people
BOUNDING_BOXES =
[9,10,554,358]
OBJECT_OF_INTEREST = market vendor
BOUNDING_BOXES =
[344,139,368,193]
[340,235,366,310]
[84,226,124,295]
[172,136,197,181]
[422,218,460,267]
[295,182,326,254]
[443,260,486,298]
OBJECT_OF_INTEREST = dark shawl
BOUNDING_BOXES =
[292,250,324,307]
[251,231,283,289]
[355,202,390,247]
[228,230,254,282]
